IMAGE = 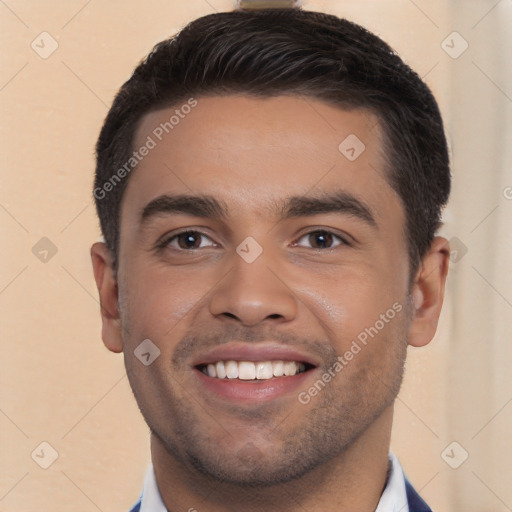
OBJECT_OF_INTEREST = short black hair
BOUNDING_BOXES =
[94,8,450,277]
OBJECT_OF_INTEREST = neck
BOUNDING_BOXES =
[151,405,394,512]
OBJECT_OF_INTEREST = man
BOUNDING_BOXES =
[91,5,450,511]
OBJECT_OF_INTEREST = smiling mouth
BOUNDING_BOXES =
[197,360,315,381]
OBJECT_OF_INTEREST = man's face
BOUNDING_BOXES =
[116,95,412,485]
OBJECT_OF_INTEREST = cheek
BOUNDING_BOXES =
[119,263,208,345]
[297,265,407,346]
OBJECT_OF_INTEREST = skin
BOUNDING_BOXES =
[91,95,449,512]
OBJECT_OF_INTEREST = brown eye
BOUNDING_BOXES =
[309,231,333,249]
[177,232,201,249]
[296,230,345,249]
[167,231,216,250]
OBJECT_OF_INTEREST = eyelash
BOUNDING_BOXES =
[156,230,218,251]
[294,230,350,249]
[156,228,351,252]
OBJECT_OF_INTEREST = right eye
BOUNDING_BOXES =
[164,231,217,250]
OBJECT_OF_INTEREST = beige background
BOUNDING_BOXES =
[1,0,511,510]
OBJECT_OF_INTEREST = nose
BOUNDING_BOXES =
[208,253,298,327]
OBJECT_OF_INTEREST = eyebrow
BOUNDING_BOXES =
[284,192,377,228]
[140,191,377,229]
[140,194,227,223]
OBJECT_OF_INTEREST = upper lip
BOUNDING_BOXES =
[191,342,320,368]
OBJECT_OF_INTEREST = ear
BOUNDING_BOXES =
[408,236,450,347]
[90,242,123,353]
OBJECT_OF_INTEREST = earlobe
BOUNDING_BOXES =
[408,237,450,347]
[90,242,123,353]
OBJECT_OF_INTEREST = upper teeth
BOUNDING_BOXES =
[202,361,306,380]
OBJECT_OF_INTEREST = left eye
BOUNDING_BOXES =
[167,231,216,250]
[295,230,346,249]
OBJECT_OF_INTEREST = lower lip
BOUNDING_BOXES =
[193,368,316,403]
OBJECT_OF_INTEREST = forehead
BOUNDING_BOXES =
[124,94,402,224]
